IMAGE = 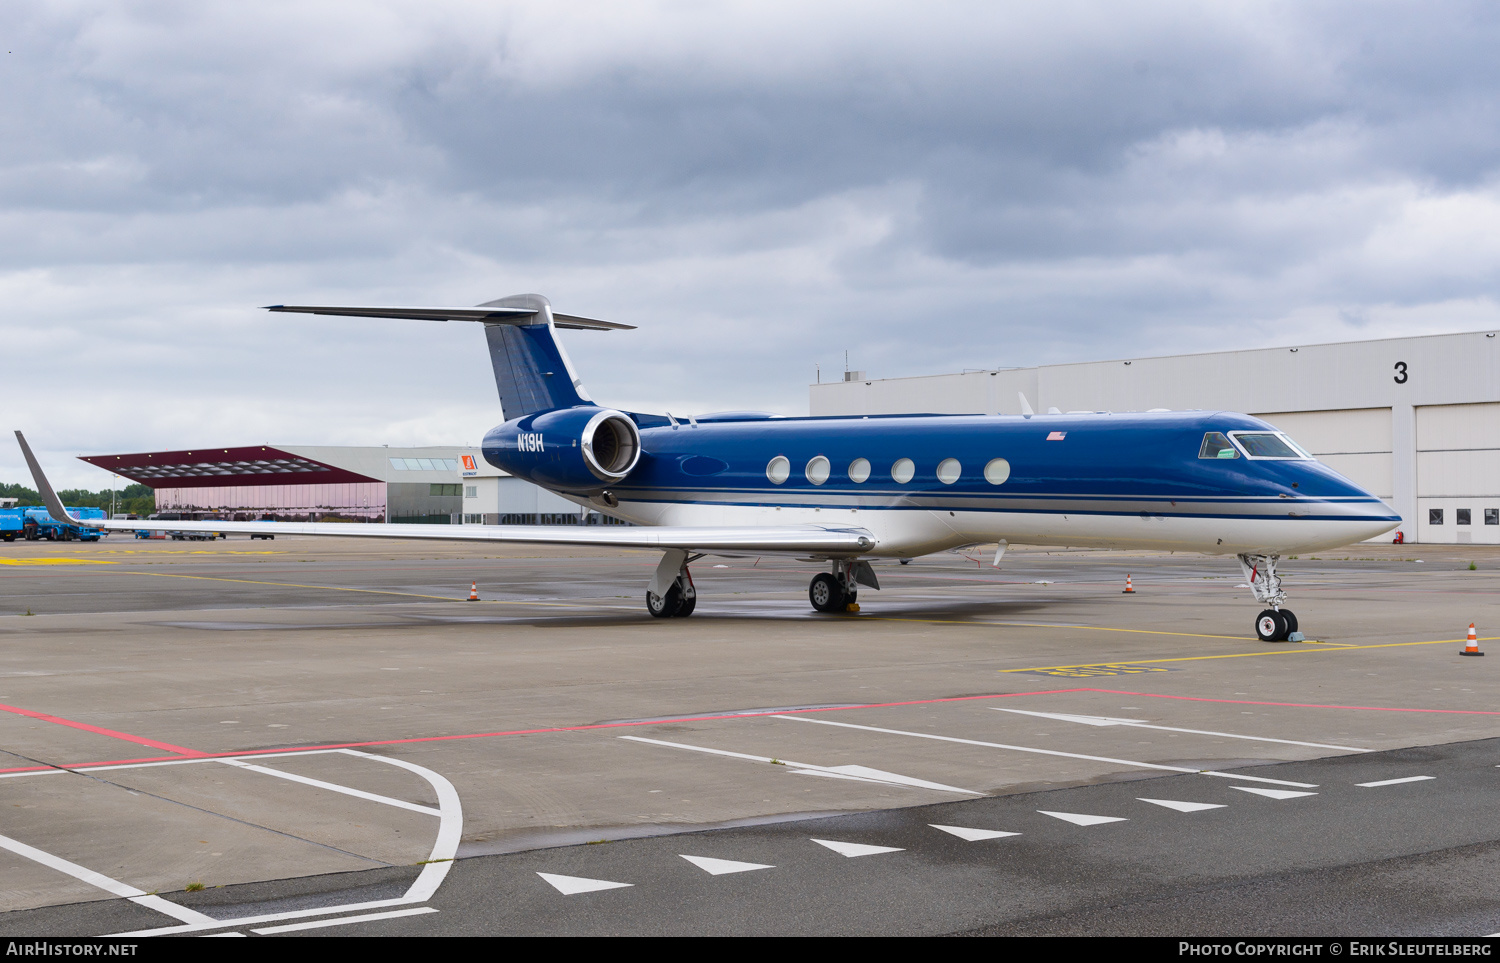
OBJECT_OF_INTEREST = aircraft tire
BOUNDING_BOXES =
[809,573,846,613]
[646,585,683,618]
[1255,609,1288,643]
[675,592,696,617]
[1281,610,1298,634]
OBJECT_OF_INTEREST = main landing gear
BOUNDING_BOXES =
[646,549,698,618]
[809,559,880,613]
[1238,553,1300,642]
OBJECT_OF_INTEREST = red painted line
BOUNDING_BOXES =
[1070,688,1500,716]
[0,703,206,757]
[14,683,1496,775]
[36,688,1090,771]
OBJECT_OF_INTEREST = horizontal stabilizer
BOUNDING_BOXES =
[264,305,635,331]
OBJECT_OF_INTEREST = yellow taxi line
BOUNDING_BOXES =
[999,636,1492,673]
[119,570,585,607]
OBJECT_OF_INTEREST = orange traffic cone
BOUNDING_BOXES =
[1122,574,1135,594]
[468,581,479,602]
[1461,623,1483,656]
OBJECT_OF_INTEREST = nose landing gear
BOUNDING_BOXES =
[1240,554,1300,642]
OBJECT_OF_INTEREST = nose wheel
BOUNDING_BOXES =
[1240,554,1303,642]
[1255,608,1298,642]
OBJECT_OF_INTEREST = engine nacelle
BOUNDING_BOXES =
[482,406,642,493]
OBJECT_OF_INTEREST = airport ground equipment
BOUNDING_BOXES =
[17,506,106,541]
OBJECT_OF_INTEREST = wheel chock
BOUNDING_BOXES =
[845,602,861,613]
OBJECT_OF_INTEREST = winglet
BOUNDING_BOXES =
[13,432,96,528]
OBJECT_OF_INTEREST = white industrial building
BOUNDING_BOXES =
[457,453,594,525]
[811,330,1500,544]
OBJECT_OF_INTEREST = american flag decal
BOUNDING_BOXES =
[1047,431,1067,441]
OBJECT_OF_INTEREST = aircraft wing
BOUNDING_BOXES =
[63,517,873,555]
[13,432,871,557]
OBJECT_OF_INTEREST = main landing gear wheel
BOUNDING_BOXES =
[646,585,683,618]
[1255,609,1291,643]
[646,577,696,618]
[809,573,846,613]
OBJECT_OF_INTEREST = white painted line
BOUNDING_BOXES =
[679,854,775,875]
[0,833,217,926]
[618,735,981,795]
[218,758,441,815]
[792,764,980,795]
[1038,810,1127,827]
[771,715,1319,788]
[0,748,351,782]
[1357,775,1436,788]
[338,749,462,903]
[930,824,1021,842]
[107,749,463,937]
[994,708,1371,753]
[1137,798,1227,813]
[202,932,246,937]
[811,839,904,858]
[619,735,814,767]
[538,872,633,895]
[251,906,439,934]
[1232,786,1317,800]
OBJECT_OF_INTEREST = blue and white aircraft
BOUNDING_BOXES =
[16,293,1401,642]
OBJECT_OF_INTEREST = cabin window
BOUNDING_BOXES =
[891,458,915,484]
[1457,509,1471,525]
[1487,509,1498,525]
[805,455,831,485]
[1229,432,1308,459]
[984,458,1011,485]
[766,456,790,485]
[936,458,962,485]
[1198,433,1239,459]
[848,458,871,483]
[1429,508,1444,525]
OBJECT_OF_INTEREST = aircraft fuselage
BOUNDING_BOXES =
[484,409,1400,559]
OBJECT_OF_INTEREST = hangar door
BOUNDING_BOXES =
[1416,402,1500,545]
[1250,408,1393,502]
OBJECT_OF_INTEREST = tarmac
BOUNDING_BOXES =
[0,535,1496,935]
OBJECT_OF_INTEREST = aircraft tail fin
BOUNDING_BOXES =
[477,294,595,421]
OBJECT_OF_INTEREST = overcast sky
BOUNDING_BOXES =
[4,1,1498,487]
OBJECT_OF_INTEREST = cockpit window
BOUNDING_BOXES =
[1230,432,1308,459]
[1198,432,1239,459]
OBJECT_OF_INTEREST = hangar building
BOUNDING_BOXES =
[81,444,580,524]
[810,330,1500,544]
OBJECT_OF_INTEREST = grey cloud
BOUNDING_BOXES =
[2,1,1499,486]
